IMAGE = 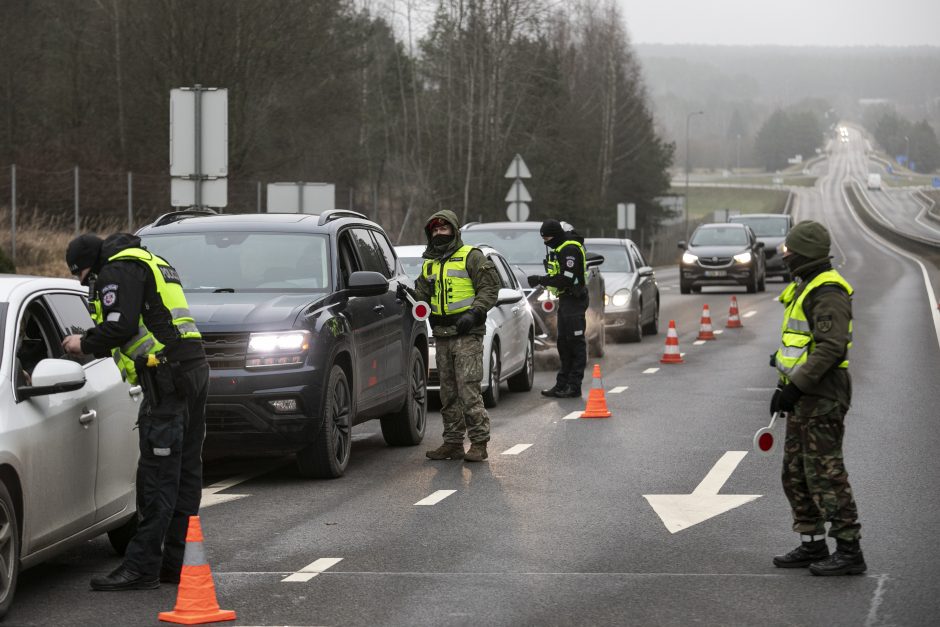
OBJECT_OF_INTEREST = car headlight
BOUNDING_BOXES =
[611,289,631,307]
[733,251,752,264]
[246,330,310,368]
[777,242,787,255]
[681,252,698,265]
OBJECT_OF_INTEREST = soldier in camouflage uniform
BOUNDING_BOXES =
[769,220,866,576]
[411,210,499,462]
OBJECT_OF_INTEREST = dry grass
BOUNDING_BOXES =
[0,208,129,278]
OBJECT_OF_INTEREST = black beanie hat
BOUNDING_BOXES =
[66,234,103,275]
[540,219,564,238]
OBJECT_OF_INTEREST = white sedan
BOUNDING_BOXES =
[395,244,535,407]
[0,276,139,620]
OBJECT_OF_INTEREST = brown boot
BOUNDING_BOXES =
[464,442,488,462]
[426,442,465,460]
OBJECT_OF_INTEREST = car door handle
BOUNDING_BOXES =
[373,305,385,313]
[79,408,97,426]
[128,385,143,402]
[511,307,521,314]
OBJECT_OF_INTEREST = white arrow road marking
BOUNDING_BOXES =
[743,310,757,318]
[562,411,582,420]
[609,386,628,394]
[644,451,761,534]
[282,557,343,583]
[201,462,285,508]
[502,443,533,455]
[643,368,659,374]
[415,490,456,505]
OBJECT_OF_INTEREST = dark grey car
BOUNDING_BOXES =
[727,213,793,281]
[585,238,659,342]
[678,223,766,294]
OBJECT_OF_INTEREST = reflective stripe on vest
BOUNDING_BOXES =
[546,239,587,296]
[90,297,138,384]
[422,245,478,316]
[774,269,853,382]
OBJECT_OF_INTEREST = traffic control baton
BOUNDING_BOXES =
[401,291,431,322]
[753,411,784,456]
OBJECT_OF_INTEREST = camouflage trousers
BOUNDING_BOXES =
[435,334,490,444]
[782,405,861,541]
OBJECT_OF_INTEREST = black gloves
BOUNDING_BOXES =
[396,283,415,301]
[527,275,542,288]
[455,312,477,335]
[768,352,776,368]
[770,382,802,415]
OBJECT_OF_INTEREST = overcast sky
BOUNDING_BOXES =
[618,0,940,47]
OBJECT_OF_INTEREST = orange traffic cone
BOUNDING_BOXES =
[726,296,743,328]
[159,516,236,625]
[660,320,684,364]
[580,364,612,418]
[697,304,716,340]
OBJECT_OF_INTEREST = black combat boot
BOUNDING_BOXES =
[809,539,867,576]
[541,386,562,397]
[554,384,582,398]
[773,536,829,568]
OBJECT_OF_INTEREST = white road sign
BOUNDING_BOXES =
[170,178,227,208]
[505,180,532,203]
[504,154,531,179]
[506,202,530,222]
[169,88,228,177]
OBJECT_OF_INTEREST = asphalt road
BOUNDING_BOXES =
[8,136,940,626]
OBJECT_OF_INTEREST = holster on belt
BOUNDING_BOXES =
[134,352,177,406]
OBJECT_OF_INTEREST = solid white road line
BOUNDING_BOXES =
[643,368,659,374]
[609,386,628,394]
[562,411,582,420]
[282,557,343,583]
[502,443,533,455]
[415,490,457,506]
[742,310,757,318]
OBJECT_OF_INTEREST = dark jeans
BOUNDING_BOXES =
[123,361,208,577]
[555,294,588,390]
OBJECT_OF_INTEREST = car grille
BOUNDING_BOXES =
[697,256,733,268]
[202,332,250,369]
[205,406,255,432]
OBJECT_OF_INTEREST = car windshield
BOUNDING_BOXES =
[140,232,331,292]
[399,256,424,279]
[690,227,748,247]
[461,229,546,265]
[731,216,789,237]
[587,244,633,272]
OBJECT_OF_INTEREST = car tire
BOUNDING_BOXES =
[107,514,138,555]
[482,343,501,408]
[296,364,352,479]
[680,279,692,295]
[642,299,660,336]
[381,347,427,446]
[758,272,766,292]
[588,321,606,357]
[747,271,758,293]
[0,481,20,621]
[625,311,642,343]
[507,333,535,392]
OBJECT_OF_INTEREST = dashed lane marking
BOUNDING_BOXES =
[743,310,757,318]
[609,386,628,394]
[563,411,582,420]
[643,368,659,374]
[282,557,343,583]
[714,329,724,335]
[693,340,706,346]
[201,461,285,508]
[415,490,457,505]
[502,443,533,455]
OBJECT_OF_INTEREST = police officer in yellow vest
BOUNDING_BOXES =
[62,233,209,590]
[527,220,589,398]
[769,220,866,576]
[411,211,499,462]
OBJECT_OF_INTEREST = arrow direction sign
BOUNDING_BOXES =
[644,451,761,534]
[505,179,532,203]
[504,153,531,179]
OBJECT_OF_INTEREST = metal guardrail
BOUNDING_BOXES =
[844,182,940,265]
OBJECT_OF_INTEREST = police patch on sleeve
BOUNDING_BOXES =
[566,258,575,268]
[817,314,832,333]
[102,290,117,307]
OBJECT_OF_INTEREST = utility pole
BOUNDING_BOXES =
[685,110,704,240]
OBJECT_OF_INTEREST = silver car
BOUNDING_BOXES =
[0,276,139,620]
[585,238,660,342]
[395,245,536,408]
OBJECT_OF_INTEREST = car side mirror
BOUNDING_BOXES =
[678,241,687,250]
[17,358,86,400]
[585,252,604,268]
[638,266,654,277]
[497,288,523,306]
[756,241,765,248]
[343,271,389,297]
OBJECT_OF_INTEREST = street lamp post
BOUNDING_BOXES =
[736,133,741,172]
[904,135,910,169]
[684,110,704,240]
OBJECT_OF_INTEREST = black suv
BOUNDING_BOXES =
[460,221,607,357]
[137,210,428,478]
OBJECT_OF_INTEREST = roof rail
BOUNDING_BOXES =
[150,208,220,227]
[317,209,367,226]
[461,221,480,229]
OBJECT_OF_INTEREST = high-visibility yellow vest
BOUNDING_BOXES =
[89,296,137,383]
[546,239,587,296]
[774,269,853,383]
[422,244,477,316]
[105,248,202,383]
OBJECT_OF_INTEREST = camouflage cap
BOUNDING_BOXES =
[785,220,830,259]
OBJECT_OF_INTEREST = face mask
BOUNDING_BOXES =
[430,233,453,247]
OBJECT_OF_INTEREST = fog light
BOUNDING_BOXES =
[268,399,298,414]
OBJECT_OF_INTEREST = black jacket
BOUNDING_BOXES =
[81,234,205,364]
[540,232,587,296]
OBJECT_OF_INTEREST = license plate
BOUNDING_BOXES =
[704,270,727,277]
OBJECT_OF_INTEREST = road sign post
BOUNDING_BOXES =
[505,154,532,221]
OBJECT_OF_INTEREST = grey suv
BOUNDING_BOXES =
[137,210,429,479]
